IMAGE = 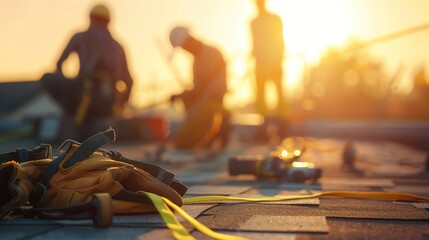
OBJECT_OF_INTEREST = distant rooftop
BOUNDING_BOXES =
[0,81,42,113]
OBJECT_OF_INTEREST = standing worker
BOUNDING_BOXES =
[250,0,287,140]
[167,26,230,149]
[41,4,134,141]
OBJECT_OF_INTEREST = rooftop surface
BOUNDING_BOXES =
[0,132,428,239]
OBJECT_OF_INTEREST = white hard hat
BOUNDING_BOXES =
[169,26,189,47]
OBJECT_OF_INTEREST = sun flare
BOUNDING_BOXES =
[267,0,358,89]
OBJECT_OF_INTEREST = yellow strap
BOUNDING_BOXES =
[143,192,195,240]
[162,196,247,240]
[142,191,247,240]
[74,89,91,125]
[183,191,429,204]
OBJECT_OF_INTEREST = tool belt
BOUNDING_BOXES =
[0,128,187,227]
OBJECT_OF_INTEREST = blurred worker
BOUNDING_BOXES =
[41,4,133,141]
[251,0,286,118]
[168,26,230,149]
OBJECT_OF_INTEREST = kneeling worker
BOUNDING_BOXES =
[168,26,231,149]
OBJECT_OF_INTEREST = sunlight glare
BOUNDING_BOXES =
[268,0,357,88]
[292,161,314,168]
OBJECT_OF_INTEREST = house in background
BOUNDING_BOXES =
[0,81,62,142]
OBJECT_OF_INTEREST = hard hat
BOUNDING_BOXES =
[90,4,110,23]
[169,26,189,48]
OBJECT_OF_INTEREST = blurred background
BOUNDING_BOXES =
[1,0,429,148]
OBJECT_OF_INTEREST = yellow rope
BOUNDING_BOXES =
[183,191,429,204]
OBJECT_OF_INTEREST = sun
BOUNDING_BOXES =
[271,0,356,59]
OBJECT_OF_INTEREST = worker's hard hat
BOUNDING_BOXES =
[169,26,190,47]
[90,4,110,23]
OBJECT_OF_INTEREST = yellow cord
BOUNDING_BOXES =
[183,191,429,204]
[142,190,429,240]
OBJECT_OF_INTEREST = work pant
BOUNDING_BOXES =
[40,73,113,142]
[173,99,230,149]
[40,73,78,116]
[254,63,288,119]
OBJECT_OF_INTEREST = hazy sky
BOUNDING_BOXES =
[1,0,429,108]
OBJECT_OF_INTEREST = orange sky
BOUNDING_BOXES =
[1,0,429,109]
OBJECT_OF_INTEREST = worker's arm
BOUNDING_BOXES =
[56,34,79,75]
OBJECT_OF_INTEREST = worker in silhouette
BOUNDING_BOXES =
[250,0,288,141]
[168,26,230,149]
[41,4,133,141]
[251,0,286,116]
